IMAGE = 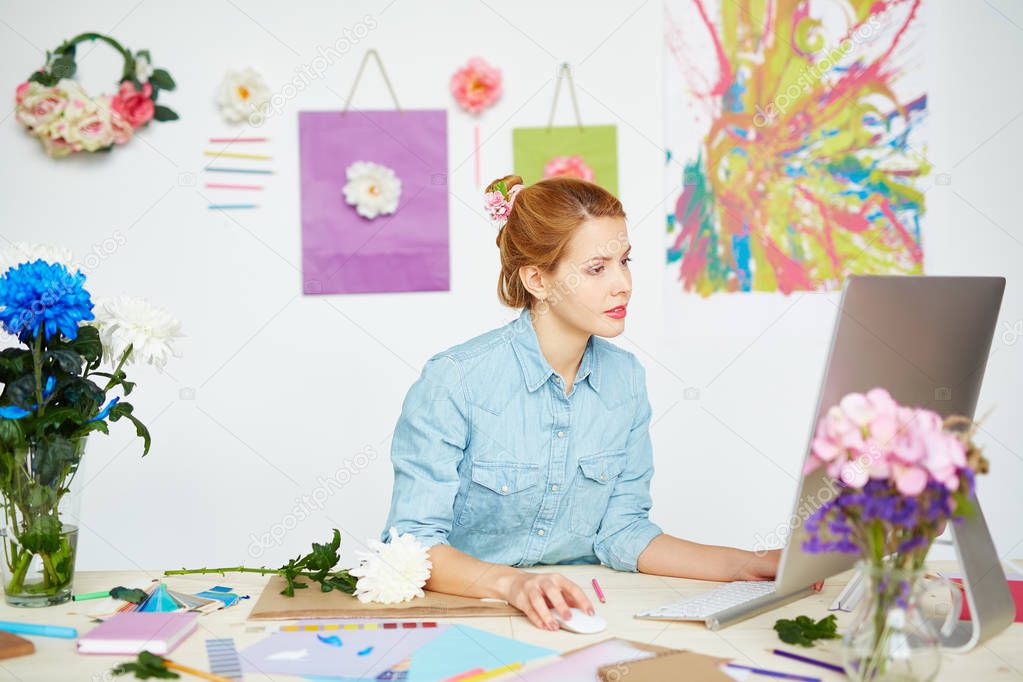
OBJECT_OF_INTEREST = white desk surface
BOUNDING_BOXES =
[1,560,1019,681]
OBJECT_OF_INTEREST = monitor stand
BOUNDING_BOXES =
[941,497,1015,652]
[831,498,1014,652]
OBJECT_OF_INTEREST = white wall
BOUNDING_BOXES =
[1,0,1020,573]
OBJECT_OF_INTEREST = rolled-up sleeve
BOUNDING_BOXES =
[593,358,663,572]
[381,355,469,549]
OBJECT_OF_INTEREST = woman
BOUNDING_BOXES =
[383,175,791,631]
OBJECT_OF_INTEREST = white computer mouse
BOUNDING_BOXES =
[552,607,607,634]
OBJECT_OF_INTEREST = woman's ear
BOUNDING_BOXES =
[518,265,547,303]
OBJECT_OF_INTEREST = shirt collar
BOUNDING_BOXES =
[510,307,600,393]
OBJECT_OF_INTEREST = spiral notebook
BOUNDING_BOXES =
[77,612,198,655]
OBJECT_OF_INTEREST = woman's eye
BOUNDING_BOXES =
[589,265,604,274]
[622,257,632,266]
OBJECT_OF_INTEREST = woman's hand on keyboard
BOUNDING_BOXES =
[737,549,824,591]
[496,571,595,631]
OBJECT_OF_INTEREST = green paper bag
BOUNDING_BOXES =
[512,125,618,196]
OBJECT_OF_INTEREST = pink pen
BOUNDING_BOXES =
[592,578,606,603]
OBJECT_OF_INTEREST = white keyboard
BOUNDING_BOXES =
[637,580,777,621]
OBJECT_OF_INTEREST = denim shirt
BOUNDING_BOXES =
[381,307,663,572]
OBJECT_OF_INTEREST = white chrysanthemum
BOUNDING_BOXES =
[216,68,271,124]
[91,295,183,371]
[0,242,76,274]
[349,527,431,604]
[342,161,402,219]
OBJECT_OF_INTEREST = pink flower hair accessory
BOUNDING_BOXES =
[483,180,523,227]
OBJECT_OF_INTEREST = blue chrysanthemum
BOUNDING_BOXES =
[0,259,94,341]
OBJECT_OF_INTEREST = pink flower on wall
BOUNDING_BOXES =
[450,57,502,115]
[543,155,595,182]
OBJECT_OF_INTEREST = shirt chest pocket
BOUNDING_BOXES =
[456,461,543,535]
[568,450,627,537]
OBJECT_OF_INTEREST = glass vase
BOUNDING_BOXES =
[841,560,960,681]
[0,437,86,607]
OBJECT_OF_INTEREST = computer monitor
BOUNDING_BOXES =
[705,276,1013,648]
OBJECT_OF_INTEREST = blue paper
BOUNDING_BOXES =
[407,625,556,682]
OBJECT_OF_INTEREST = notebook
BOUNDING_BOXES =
[77,612,198,655]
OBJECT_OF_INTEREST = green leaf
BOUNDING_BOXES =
[46,349,84,376]
[152,105,179,122]
[50,55,76,80]
[0,419,24,451]
[20,514,61,554]
[111,651,179,679]
[109,402,151,455]
[148,68,175,90]
[68,325,102,368]
[5,374,38,410]
[0,347,32,382]
[62,377,105,409]
[31,434,77,487]
[773,614,839,648]
[34,406,86,433]
[28,71,57,87]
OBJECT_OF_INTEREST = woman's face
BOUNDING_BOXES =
[533,216,632,338]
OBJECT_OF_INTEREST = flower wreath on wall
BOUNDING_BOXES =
[14,32,179,158]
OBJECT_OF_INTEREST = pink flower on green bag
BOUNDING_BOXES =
[543,155,594,182]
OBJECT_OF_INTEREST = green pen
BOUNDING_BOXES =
[73,586,147,603]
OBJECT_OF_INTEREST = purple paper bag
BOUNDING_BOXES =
[299,109,449,294]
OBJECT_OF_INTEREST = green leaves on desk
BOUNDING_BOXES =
[111,651,178,679]
[773,614,840,647]
[163,528,357,598]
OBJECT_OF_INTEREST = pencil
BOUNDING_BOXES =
[209,137,268,143]
[205,183,263,190]
[204,167,275,174]
[770,648,845,674]
[724,663,820,681]
[73,589,111,601]
[592,577,606,603]
[203,150,273,160]
[207,204,258,210]
[165,660,236,682]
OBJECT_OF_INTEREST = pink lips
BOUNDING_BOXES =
[604,305,627,319]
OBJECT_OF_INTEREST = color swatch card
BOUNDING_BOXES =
[240,622,449,679]
[406,625,556,682]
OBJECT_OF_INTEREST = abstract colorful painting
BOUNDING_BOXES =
[664,0,929,296]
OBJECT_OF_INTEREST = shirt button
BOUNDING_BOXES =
[557,431,566,438]
[537,529,545,536]
[551,484,558,492]
[599,473,607,481]
[500,485,509,494]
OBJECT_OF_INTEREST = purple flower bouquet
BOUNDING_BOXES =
[802,388,988,681]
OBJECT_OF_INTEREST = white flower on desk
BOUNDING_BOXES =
[342,161,402,219]
[350,527,431,604]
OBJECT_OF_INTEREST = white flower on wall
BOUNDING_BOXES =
[216,68,271,124]
[342,161,402,219]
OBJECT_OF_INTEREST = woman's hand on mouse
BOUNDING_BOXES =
[497,571,594,631]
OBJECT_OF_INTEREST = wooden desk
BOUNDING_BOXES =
[1,561,1019,681]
